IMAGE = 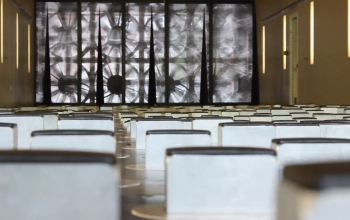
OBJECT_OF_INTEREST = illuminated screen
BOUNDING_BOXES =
[36,2,253,104]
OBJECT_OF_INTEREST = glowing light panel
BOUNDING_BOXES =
[310,1,314,64]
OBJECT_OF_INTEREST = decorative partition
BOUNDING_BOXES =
[35,1,255,105]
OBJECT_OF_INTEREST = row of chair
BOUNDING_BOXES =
[0,104,349,220]
[117,104,350,219]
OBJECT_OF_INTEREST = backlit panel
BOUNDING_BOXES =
[212,4,253,103]
[36,2,78,103]
[81,3,123,103]
[125,3,165,103]
[36,2,254,104]
[169,4,208,103]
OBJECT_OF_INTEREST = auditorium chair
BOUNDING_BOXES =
[30,130,116,154]
[220,110,239,118]
[272,115,293,121]
[124,120,131,133]
[180,118,192,129]
[73,111,113,117]
[190,111,209,117]
[287,109,305,113]
[306,110,324,116]
[294,117,317,122]
[16,111,59,129]
[250,115,273,122]
[0,151,120,220]
[256,108,271,114]
[273,120,298,123]
[144,112,163,118]
[169,112,189,118]
[135,118,183,149]
[334,114,350,119]
[120,115,138,125]
[0,123,17,149]
[0,114,44,149]
[313,113,336,120]
[272,138,350,173]
[321,106,344,114]
[278,162,350,220]
[301,107,318,111]
[290,112,311,118]
[319,122,350,138]
[42,113,58,129]
[100,106,113,111]
[130,117,142,139]
[218,122,275,148]
[145,130,212,170]
[239,110,256,116]
[192,117,233,144]
[118,111,138,120]
[274,123,320,138]
[131,147,278,220]
[271,108,289,115]
[58,115,114,132]
[234,115,250,121]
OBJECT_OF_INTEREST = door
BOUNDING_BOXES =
[289,14,298,105]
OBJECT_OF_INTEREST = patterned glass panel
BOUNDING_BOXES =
[36,2,78,103]
[81,3,123,103]
[169,4,208,103]
[36,2,254,104]
[125,3,165,103]
[212,4,253,103]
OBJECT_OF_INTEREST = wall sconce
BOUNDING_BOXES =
[28,24,30,73]
[16,13,19,69]
[348,0,350,57]
[283,15,287,70]
[262,26,265,74]
[310,1,314,64]
[1,0,3,64]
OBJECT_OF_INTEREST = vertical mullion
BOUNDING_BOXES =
[121,2,126,104]
[165,0,169,104]
[139,4,145,104]
[77,0,82,104]
[208,2,213,104]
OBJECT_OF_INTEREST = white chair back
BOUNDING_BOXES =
[291,112,311,118]
[58,115,114,132]
[271,109,289,115]
[272,138,350,171]
[166,147,278,218]
[192,117,233,144]
[321,107,344,114]
[135,118,183,149]
[0,114,44,149]
[250,115,272,122]
[0,151,120,220]
[145,130,212,170]
[275,124,320,139]
[181,118,192,130]
[314,113,336,120]
[239,110,256,116]
[272,115,293,121]
[221,111,239,118]
[0,123,17,150]
[278,162,350,220]
[219,122,275,149]
[31,130,116,154]
[319,122,350,139]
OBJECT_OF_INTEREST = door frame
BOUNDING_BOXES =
[289,12,299,105]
